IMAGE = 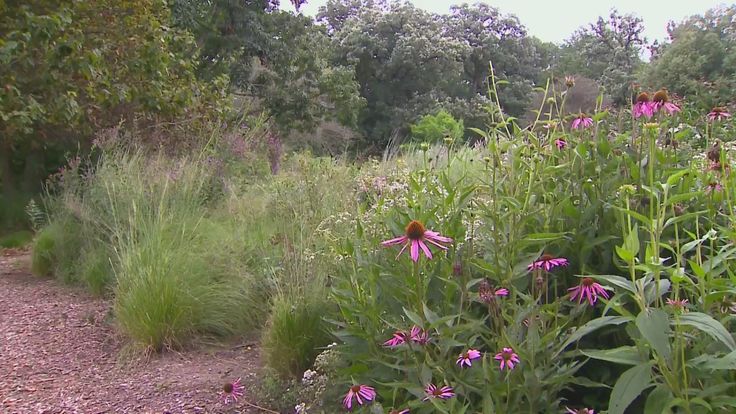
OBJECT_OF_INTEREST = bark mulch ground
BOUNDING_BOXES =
[0,249,270,414]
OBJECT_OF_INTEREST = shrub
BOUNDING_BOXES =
[0,230,33,248]
[31,225,56,276]
[410,110,464,144]
[262,291,334,378]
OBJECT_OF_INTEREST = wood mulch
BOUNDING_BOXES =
[0,249,271,414]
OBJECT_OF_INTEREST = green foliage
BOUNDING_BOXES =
[0,229,32,248]
[263,292,334,378]
[644,5,736,108]
[410,110,464,144]
[30,221,60,276]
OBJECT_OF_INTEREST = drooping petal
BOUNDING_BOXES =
[410,240,420,262]
[381,236,408,246]
[418,240,433,259]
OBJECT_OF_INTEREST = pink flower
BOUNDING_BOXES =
[652,89,680,115]
[568,277,610,306]
[410,325,430,345]
[633,92,654,119]
[478,280,509,303]
[383,331,407,347]
[343,384,376,410]
[221,378,245,404]
[666,298,689,311]
[494,347,520,370]
[555,139,567,149]
[381,220,453,262]
[705,182,723,194]
[456,349,482,368]
[708,107,731,122]
[571,113,593,129]
[528,254,569,272]
[423,383,455,400]
[566,407,595,414]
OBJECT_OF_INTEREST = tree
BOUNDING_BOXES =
[170,0,364,132]
[643,5,736,108]
[557,9,646,104]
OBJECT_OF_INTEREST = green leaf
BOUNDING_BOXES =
[676,312,736,351]
[581,346,645,365]
[557,316,632,356]
[608,363,653,414]
[688,350,736,370]
[591,274,636,294]
[644,384,674,414]
[636,308,671,361]
[403,308,424,327]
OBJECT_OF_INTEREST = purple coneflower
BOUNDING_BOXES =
[478,280,509,303]
[568,277,610,306]
[708,107,731,122]
[381,220,452,262]
[528,254,569,272]
[666,298,689,311]
[221,378,245,404]
[566,407,595,414]
[633,92,654,119]
[383,331,407,347]
[571,113,594,129]
[410,325,430,345]
[705,182,723,194]
[555,139,567,150]
[423,383,455,400]
[494,347,520,371]
[456,349,482,368]
[343,384,376,410]
[652,89,680,115]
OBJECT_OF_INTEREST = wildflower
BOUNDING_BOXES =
[423,383,455,400]
[666,298,689,311]
[383,331,407,347]
[456,349,482,368]
[571,113,594,129]
[707,107,731,122]
[478,280,509,303]
[528,254,569,272]
[555,138,567,150]
[410,325,430,345]
[494,347,520,371]
[708,161,729,173]
[381,220,453,262]
[707,141,722,162]
[221,378,245,404]
[652,89,680,115]
[342,384,376,410]
[566,408,595,414]
[565,75,575,88]
[295,402,308,414]
[705,182,723,194]
[568,277,610,306]
[633,92,654,119]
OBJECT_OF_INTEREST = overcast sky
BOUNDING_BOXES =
[281,0,730,44]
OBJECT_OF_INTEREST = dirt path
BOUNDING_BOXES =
[0,250,267,414]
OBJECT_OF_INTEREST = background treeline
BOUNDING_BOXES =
[2,0,736,230]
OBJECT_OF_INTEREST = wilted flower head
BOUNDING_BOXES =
[568,277,610,306]
[528,254,569,272]
[708,106,731,122]
[565,75,575,88]
[572,113,594,129]
[666,298,689,311]
[456,348,482,368]
[478,279,509,303]
[221,378,245,404]
[381,220,453,262]
[343,384,376,410]
[423,383,455,400]
[494,347,520,370]
[705,182,723,194]
[652,89,680,115]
